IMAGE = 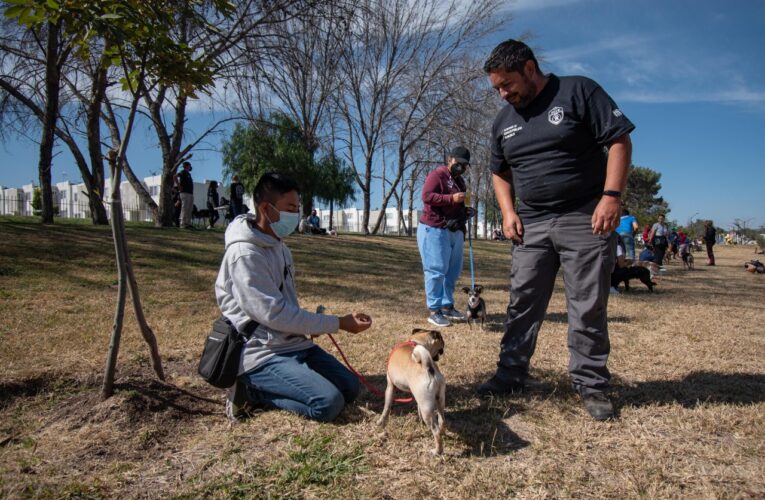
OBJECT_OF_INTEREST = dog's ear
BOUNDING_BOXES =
[462,286,470,293]
[475,285,483,294]
[430,330,443,342]
[411,328,428,335]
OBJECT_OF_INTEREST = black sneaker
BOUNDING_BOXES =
[477,375,525,396]
[427,310,451,327]
[582,392,614,421]
[441,306,465,321]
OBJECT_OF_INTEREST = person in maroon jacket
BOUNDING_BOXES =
[416,146,471,327]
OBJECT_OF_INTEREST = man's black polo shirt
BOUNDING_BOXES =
[489,74,635,223]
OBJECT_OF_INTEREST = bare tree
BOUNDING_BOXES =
[238,0,354,214]
[337,0,504,235]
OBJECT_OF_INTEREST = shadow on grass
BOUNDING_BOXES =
[614,371,765,408]
[351,372,530,457]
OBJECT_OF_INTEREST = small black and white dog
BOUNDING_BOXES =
[611,266,656,292]
[462,285,487,330]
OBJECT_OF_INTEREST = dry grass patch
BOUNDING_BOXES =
[1,216,764,498]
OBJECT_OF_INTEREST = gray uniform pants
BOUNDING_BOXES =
[496,211,615,396]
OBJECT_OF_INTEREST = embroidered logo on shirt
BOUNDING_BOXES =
[613,109,623,117]
[502,124,523,139]
[548,106,564,125]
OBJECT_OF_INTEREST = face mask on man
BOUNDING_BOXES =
[450,162,467,177]
[265,204,300,238]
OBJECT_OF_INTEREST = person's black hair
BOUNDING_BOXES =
[209,180,218,189]
[183,161,191,168]
[622,208,630,216]
[483,39,540,74]
[253,172,300,204]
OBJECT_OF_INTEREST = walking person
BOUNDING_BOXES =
[176,161,194,229]
[703,220,716,265]
[206,181,220,229]
[648,214,670,268]
[616,208,639,261]
[417,146,472,327]
[478,39,635,421]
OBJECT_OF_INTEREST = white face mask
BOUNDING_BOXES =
[265,204,299,238]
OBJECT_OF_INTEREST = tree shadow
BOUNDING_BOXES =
[613,371,765,408]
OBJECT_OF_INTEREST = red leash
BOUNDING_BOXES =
[327,334,413,404]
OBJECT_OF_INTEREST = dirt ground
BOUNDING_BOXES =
[1,217,763,498]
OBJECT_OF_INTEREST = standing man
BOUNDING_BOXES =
[479,39,635,421]
[647,214,670,268]
[617,208,639,261]
[417,146,472,327]
[703,220,716,266]
[230,174,245,218]
[176,161,194,229]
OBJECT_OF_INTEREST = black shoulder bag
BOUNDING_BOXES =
[197,317,259,388]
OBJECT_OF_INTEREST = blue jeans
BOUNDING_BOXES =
[417,223,464,311]
[240,346,359,422]
[619,233,635,261]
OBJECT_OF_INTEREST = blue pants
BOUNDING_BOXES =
[619,232,635,261]
[240,346,359,422]
[417,224,464,311]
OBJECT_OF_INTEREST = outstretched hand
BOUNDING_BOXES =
[339,313,372,334]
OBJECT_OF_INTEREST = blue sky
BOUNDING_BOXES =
[1,0,763,229]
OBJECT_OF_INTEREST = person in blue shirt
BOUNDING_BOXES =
[616,208,639,261]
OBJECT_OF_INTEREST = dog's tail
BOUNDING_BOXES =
[411,344,438,389]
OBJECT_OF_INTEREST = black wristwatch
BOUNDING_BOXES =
[602,190,621,198]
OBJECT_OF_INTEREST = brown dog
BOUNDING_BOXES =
[377,329,446,454]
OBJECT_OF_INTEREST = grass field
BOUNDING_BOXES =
[1,216,763,498]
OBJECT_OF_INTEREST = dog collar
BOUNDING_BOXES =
[386,340,418,370]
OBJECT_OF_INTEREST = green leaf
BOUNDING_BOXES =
[46,0,60,9]
[3,5,27,19]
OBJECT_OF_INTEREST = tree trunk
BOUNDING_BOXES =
[102,158,128,400]
[101,152,165,400]
[329,200,334,231]
[38,20,61,225]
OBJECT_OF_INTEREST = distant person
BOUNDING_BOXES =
[308,209,327,235]
[215,172,372,423]
[641,224,652,248]
[417,145,472,327]
[176,161,194,229]
[703,220,716,266]
[616,208,639,261]
[206,181,220,229]
[171,183,181,228]
[668,228,679,260]
[648,214,669,268]
[230,175,245,217]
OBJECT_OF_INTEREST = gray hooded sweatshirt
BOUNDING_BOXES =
[215,215,340,374]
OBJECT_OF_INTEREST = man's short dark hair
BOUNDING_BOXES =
[483,39,540,74]
[183,161,191,169]
[253,172,300,204]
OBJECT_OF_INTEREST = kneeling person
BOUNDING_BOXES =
[215,172,372,422]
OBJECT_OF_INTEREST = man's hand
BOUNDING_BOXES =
[591,196,621,235]
[339,313,372,334]
[503,211,524,243]
[452,192,466,204]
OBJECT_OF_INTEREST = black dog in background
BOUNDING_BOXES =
[611,266,655,292]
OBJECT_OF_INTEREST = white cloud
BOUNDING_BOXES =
[508,0,593,11]
[617,87,765,106]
